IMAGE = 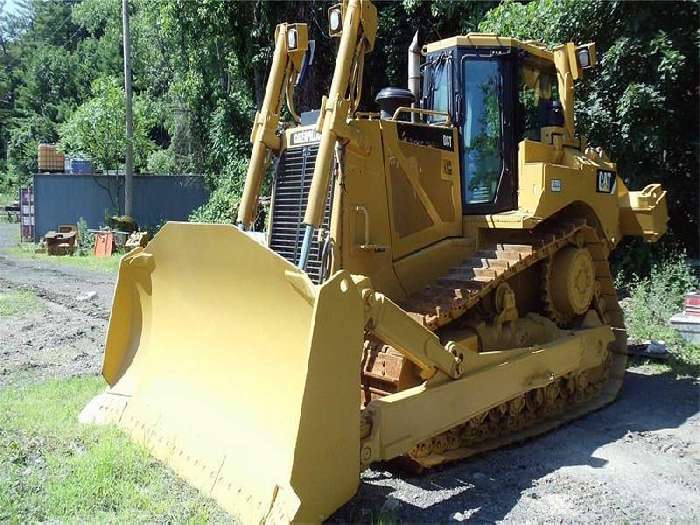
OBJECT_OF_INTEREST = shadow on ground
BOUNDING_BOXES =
[330,368,699,523]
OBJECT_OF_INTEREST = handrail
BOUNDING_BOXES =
[355,112,381,120]
[354,205,386,252]
[392,107,451,126]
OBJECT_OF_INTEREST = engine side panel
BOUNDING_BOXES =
[380,119,462,260]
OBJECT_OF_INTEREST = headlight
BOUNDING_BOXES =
[287,27,298,50]
[329,7,342,34]
[577,47,590,69]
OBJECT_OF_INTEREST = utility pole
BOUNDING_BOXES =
[122,0,134,218]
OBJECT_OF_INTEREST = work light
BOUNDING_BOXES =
[329,6,342,35]
[287,27,298,50]
[577,47,590,69]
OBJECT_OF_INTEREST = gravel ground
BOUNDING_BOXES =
[0,222,698,523]
[0,223,113,386]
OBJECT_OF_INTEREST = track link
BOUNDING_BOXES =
[361,219,627,468]
[402,220,588,330]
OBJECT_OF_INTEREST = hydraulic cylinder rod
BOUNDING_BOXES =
[237,24,308,228]
[298,0,364,269]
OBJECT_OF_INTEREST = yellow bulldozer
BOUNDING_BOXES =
[81,0,668,522]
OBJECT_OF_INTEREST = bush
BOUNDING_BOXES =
[59,77,156,171]
[76,217,94,256]
[620,252,699,370]
[146,148,179,174]
[621,252,697,337]
[189,157,247,224]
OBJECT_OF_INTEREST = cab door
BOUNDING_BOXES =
[455,50,518,214]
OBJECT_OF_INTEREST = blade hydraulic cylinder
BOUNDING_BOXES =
[238,23,308,228]
[298,0,376,269]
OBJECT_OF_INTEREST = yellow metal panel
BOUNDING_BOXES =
[517,146,623,245]
[393,237,473,296]
[462,211,542,247]
[618,183,668,241]
[381,119,461,259]
[92,222,366,523]
[337,120,407,299]
[363,326,612,462]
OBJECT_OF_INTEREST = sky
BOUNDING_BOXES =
[1,0,21,16]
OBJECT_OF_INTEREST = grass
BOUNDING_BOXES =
[0,289,44,318]
[0,191,16,224]
[4,244,122,274]
[0,190,13,207]
[618,252,700,376]
[0,376,231,523]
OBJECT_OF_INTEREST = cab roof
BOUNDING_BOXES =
[424,33,554,62]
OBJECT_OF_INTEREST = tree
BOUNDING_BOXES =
[0,0,696,259]
[59,76,155,170]
[480,0,699,263]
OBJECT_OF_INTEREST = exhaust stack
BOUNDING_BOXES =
[408,30,421,102]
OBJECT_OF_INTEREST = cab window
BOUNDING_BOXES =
[425,55,451,123]
[461,59,503,205]
[518,63,561,141]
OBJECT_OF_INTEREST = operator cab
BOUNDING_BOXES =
[421,38,563,215]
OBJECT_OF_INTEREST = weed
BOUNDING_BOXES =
[619,252,699,376]
[0,289,43,317]
[76,217,95,255]
[0,376,231,523]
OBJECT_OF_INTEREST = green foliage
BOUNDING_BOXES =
[59,77,156,170]
[6,115,57,185]
[620,252,699,372]
[1,0,93,184]
[621,253,697,334]
[0,376,229,522]
[480,0,699,260]
[0,190,14,207]
[146,147,178,174]
[76,216,94,254]
[189,157,247,224]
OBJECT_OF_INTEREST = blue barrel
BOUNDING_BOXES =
[70,158,93,174]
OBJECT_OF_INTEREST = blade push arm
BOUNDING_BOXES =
[237,23,309,228]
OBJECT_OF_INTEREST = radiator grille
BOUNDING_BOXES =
[269,144,333,283]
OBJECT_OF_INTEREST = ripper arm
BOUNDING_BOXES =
[237,23,309,228]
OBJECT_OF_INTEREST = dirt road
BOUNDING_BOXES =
[1,222,698,522]
[0,223,113,386]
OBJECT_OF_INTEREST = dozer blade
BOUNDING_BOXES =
[80,222,366,523]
